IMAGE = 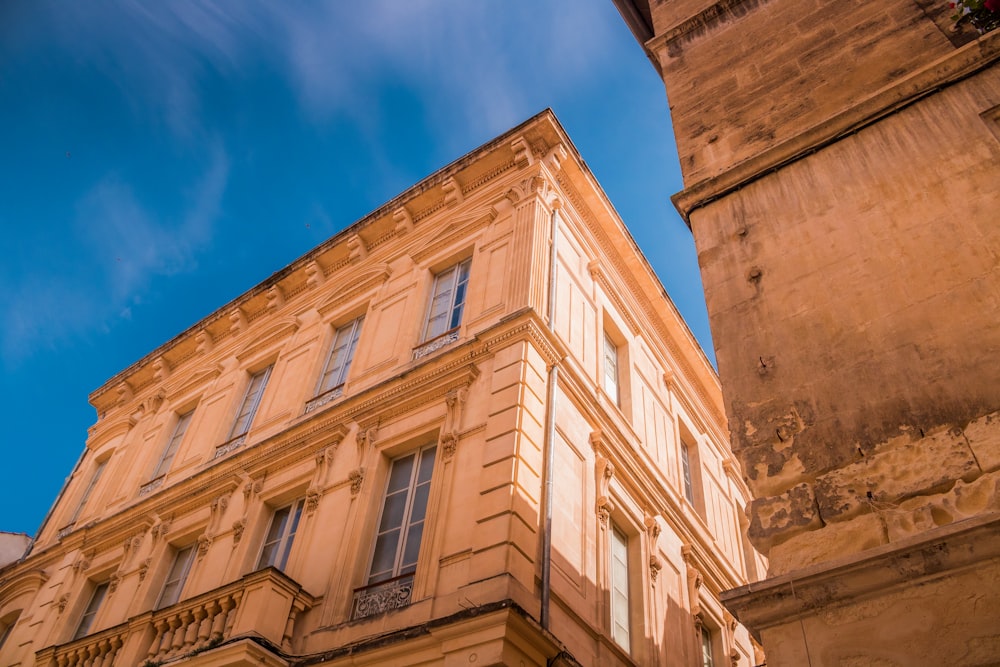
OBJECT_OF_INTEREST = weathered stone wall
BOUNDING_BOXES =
[646,0,956,184]
[690,65,1000,567]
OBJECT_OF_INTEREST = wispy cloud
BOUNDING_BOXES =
[0,143,229,366]
[17,2,616,140]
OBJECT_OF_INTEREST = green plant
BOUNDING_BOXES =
[951,0,1000,34]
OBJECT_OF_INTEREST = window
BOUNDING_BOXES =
[603,332,620,405]
[0,612,19,652]
[610,524,631,650]
[681,442,695,504]
[73,582,109,640]
[422,259,471,341]
[257,499,304,571]
[151,410,193,480]
[68,460,107,526]
[367,446,436,585]
[317,317,364,394]
[156,545,195,609]
[229,366,272,439]
[701,625,716,667]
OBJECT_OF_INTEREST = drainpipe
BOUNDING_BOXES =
[540,202,560,630]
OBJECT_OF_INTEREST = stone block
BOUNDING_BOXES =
[746,482,822,554]
[767,512,887,576]
[964,411,1000,472]
[815,428,980,523]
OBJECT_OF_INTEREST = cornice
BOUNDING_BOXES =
[672,27,1000,223]
[88,110,568,417]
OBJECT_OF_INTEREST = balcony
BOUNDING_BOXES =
[412,328,459,360]
[36,568,315,667]
[351,573,414,620]
[304,384,344,414]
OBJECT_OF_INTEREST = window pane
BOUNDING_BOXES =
[157,545,194,609]
[378,491,408,533]
[409,483,431,526]
[230,366,271,438]
[682,443,694,503]
[74,582,108,639]
[610,526,630,650]
[369,529,401,583]
[258,504,290,568]
[387,455,415,493]
[69,460,107,524]
[153,411,193,479]
[320,318,363,392]
[400,521,424,572]
[417,447,436,484]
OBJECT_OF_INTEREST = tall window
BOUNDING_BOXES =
[317,317,364,394]
[422,259,471,341]
[681,442,695,504]
[73,582,109,640]
[610,524,631,651]
[603,332,620,405]
[257,499,304,571]
[68,460,107,526]
[156,545,195,609]
[701,625,716,667]
[229,366,272,439]
[0,612,19,652]
[368,446,436,585]
[151,411,193,480]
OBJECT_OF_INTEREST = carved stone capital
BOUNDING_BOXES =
[349,468,365,496]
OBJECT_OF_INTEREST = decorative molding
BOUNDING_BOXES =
[57,594,69,614]
[115,381,133,407]
[138,557,151,582]
[197,533,213,560]
[315,263,391,316]
[232,518,246,546]
[304,385,344,414]
[234,315,301,362]
[266,285,285,312]
[596,453,615,530]
[442,177,463,207]
[229,308,247,336]
[393,207,413,235]
[305,260,325,289]
[152,356,171,382]
[347,234,368,263]
[349,468,365,496]
[413,329,460,360]
[352,575,413,620]
[195,328,214,355]
[511,136,533,168]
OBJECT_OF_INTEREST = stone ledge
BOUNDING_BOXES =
[672,27,1000,225]
[721,511,1000,632]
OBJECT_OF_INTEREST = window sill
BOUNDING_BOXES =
[138,475,165,497]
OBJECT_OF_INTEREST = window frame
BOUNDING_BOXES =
[156,544,196,610]
[316,316,364,395]
[365,445,437,585]
[421,258,472,342]
[73,581,109,640]
[151,410,194,481]
[603,331,620,405]
[257,498,305,572]
[609,522,631,652]
[228,365,273,440]
[700,624,716,667]
[67,459,108,526]
[681,441,695,505]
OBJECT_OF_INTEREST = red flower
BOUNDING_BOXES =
[986,0,999,11]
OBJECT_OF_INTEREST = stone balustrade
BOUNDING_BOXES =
[36,568,315,667]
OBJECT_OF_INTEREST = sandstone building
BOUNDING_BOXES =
[0,111,761,667]
[612,1,1000,665]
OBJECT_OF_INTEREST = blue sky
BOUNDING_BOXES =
[0,1,710,536]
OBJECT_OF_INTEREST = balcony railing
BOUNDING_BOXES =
[412,328,459,360]
[352,573,414,620]
[36,568,315,667]
[304,384,344,414]
[213,433,247,459]
[137,476,164,497]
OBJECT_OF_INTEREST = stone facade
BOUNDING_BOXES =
[613,0,1000,664]
[0,112,760,667]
